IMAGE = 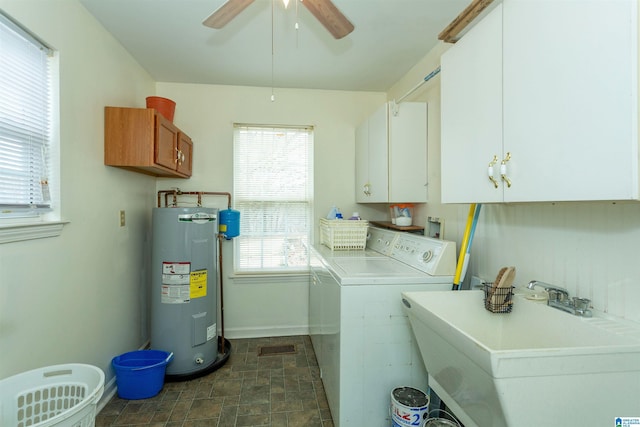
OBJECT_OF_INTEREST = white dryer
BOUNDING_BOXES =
[309,227,456,427]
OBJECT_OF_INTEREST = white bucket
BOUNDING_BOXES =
[422,409,462,427]
[391,387,430,427]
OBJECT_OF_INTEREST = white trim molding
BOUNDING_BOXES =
[0,221,69,244]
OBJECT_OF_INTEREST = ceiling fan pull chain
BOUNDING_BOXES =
[295,0,300,47]
[271,0,276,102]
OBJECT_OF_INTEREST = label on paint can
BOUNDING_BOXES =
[391,387,430,427]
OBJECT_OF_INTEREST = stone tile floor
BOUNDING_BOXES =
[96,335,332,427]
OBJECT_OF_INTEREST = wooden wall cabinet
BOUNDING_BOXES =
[105,107,193,178]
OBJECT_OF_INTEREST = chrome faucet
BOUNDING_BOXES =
[527,280,592,317]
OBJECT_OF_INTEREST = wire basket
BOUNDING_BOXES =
[0,364,105,427]
[319,218,369,250]
[483,284,514,313]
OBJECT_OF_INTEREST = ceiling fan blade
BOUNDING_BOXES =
[301,0,354,39]
[202,0,255,29]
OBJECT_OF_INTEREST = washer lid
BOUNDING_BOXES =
[331,257,453,285]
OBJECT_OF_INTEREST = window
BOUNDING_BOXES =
[233,124,313,274]
[0,11,54,219]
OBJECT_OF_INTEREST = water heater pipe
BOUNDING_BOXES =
[218,235,226,354]
[157,189,232,209]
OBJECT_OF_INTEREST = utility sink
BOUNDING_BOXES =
[402,290,640,427]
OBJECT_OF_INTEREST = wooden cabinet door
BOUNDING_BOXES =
[177,132,193,176]
[441,4,503,203]
[154,115,178,171]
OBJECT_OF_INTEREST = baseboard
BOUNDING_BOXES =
[97,339,150,413]
[223,325,309,339]
[97,376,117,413]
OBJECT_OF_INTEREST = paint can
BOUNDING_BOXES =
[391,387,429,427]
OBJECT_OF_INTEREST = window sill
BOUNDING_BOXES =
[230,272,310,285]
[0,220,69,244]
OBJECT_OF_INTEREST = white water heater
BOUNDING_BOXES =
[151,207,218,379]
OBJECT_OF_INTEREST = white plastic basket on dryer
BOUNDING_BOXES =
[0,363,105,427]
[319,218,369,250]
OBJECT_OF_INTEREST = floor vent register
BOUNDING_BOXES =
[257,344,297,356]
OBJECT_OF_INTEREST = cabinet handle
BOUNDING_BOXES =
[175,148,183,165]
[500,152,512,188]
[363,183,371,196]
[488,155,499,189]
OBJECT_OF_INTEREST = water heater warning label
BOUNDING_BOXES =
[161,262,191,304]
[190,270,207,299]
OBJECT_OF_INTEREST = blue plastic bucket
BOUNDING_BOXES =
[112,350,173,400]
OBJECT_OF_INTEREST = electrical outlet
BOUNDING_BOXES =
[119,210,125,227]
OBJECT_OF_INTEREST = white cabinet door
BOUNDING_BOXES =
[355,103,388,202]
[503,0,637,202]
[441,4,504,203]
[389,102,428,202]
[366,103,390,202]
[355,118,369,203]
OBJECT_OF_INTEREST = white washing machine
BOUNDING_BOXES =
[310,227,456,427]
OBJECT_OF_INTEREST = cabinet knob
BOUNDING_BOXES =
[488,155,499,189]
[500,152,512,188]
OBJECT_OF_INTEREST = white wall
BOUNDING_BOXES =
[388,42,640,324]
[154,83,388,337]
[0,0,156,383]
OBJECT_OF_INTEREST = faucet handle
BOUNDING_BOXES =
[548,289,568,302]
[573,297,591,311]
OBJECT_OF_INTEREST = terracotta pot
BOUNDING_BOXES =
[146,96,176,122]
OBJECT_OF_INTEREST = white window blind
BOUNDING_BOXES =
[0,11,53,218]
[233,124,313,274]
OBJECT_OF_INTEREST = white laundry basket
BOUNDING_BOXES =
[0,363,105,427]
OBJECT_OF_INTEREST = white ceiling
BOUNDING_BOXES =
[79,0,470,92]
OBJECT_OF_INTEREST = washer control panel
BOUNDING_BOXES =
[389,232,456,276]
[367,227,398,256]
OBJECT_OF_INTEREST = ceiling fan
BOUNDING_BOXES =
[202,0,354,39]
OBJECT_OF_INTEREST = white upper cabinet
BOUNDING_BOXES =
[356,103,389,203]
[441,4,503,203]
[356,102,428,203]
[441,0,638,203]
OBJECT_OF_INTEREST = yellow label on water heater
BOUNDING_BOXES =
[190,270,207,299]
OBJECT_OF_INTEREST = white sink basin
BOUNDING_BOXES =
[402,290,640,427]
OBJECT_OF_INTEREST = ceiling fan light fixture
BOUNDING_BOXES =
[203,0,353,39]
